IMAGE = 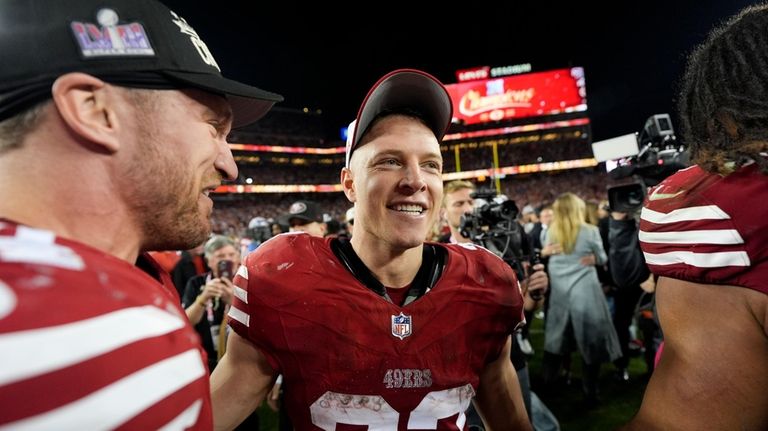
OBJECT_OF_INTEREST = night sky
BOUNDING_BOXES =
[161,1,756,142]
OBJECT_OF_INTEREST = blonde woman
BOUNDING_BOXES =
[541,193,621,406]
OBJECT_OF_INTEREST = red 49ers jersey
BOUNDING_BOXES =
[639,164,768,295]
[0,220,212,430]
[229,233,524,430]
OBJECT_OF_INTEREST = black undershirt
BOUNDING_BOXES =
[385,285,410,307]
[330,238,445,305]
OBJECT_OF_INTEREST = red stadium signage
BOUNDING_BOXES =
[445,67,587,126]
[455,66,490,82]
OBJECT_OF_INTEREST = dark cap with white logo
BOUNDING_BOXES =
[0,0,282,127]
[284,200,324,226]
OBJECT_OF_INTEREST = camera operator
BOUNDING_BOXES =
[182,235,238,371]
[439,180,476,244]
[446,182,557,430]
[608,210,660,379]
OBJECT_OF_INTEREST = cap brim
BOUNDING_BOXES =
[352,69,452,155]
[164,70,283,129]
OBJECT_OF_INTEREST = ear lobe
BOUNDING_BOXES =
[341,167,357,202]
[51,73,121,153]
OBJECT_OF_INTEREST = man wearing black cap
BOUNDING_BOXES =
[284,200,327,238]
[215,69,541,430]
[0,0,280,429]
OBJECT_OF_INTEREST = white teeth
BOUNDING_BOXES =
[393,204,424,213]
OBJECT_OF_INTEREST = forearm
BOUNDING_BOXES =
[184,296,206,325]
[210,333,275,431]
[474,338,532,431]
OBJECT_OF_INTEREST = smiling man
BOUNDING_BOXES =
[0,0,281,429]
[212,69,535,430]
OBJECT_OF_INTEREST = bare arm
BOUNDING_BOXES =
[620,277,768,431]
[210,331,276,431]
[184,296,207,325]
[474,337,532,431]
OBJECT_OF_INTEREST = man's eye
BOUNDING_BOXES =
[209,121,227,134]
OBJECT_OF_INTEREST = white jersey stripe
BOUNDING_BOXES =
[0,349,205,431]
[0,237,85,270]
[0,280,17,320]
[228,305,250,327]
[234,286,248,304]
[643,250,750,267]
[158,399,203,431]
[15,226,56,244]
[641,205,730,224]
[0,306,186,386]
[639,229,744,245]
[236,264,249,280]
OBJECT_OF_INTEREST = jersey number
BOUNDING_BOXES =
[309,385,474,430]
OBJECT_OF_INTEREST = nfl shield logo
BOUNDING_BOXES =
[391,312,412,340]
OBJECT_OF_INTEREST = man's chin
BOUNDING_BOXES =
[142,216,210,252]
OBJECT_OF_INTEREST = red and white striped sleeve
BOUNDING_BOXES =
[639,164,768,295]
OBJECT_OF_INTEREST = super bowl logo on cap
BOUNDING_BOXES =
[71,8,155,58]
[169,11,220,71]
[391,312,412,340]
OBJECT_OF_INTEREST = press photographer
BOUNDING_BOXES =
[181,235,239,372]
[441,181,556,430]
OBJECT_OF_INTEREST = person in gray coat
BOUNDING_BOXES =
[540,192,621,406]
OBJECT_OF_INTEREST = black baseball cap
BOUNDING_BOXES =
[284,200,323,226]
[0,0,283,128]
[345,69,453,168]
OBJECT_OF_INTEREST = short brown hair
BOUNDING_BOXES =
[0,101,49,153]
[442,180,475,207]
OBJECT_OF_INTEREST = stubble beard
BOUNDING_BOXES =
[123,117,212,252]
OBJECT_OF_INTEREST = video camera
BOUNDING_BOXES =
[592,113,689,213]
[459,189,531,282]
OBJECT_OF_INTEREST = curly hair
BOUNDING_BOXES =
[679,4,768,174]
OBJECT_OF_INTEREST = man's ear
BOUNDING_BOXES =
[51,72,122,153]
[341,167,356,203]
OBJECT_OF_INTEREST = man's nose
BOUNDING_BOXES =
[215,138,238,181]
[398,163,427,193]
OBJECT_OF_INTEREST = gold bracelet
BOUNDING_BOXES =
[195,296,206,307]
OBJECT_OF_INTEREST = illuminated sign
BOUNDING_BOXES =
[445,67,587,126]
[490,63,532,77]
[455,66,490,82]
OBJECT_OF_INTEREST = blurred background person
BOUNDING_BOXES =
[244,216,273,253]
[182,235,239,372]
[609,211,659,379]
[283,200,327,237]
[529,206,553,254]
[439,180,476,244]
[541,192,621,407]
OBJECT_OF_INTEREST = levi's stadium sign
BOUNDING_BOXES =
[445,67,587,126]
